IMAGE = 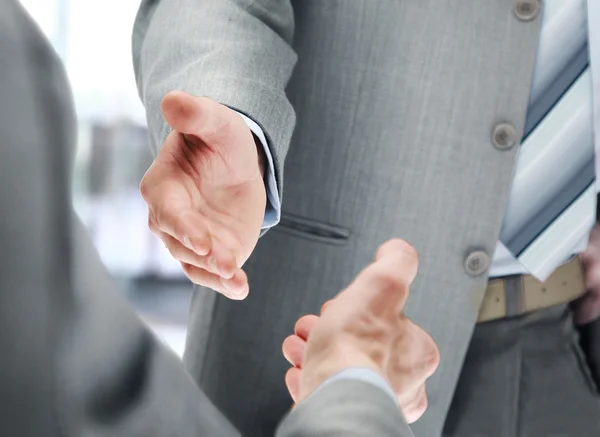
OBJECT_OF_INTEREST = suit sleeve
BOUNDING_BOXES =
[311,368,399,403]
[276,379,414,437]
[0,3,240,436]
[132,0,298,207]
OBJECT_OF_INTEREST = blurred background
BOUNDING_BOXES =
[21,0,189,356]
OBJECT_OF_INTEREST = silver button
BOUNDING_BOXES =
[514,0,541,22]
[491,123,517,150]
[465,251,490,276]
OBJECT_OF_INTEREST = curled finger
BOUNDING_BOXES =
[155,207,211,256]
[282,335,306,368]
[294,314,320,341]
[181,262,249,300]
[161,231,237,279]
[400,317,441,380]
[320,300,334,315]
[285,367,302,404]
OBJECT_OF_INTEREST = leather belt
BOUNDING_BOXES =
[477,256,587,323]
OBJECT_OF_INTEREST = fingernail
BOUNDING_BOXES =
[220,277,244,298]
[220,277,234,292]
[208,257,220,275]
[183,236,210,255]
[220,266,235,280]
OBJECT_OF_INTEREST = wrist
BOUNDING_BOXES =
[300,344,384,402]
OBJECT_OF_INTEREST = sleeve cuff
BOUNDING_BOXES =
[310,368,398,405]
[235,112,281,231]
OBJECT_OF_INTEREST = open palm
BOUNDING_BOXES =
[140,91,266,299]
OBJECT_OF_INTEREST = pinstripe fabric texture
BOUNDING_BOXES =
[442,304,600,437]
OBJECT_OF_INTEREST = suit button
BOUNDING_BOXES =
[514,0,541,22]
[465,251,490,276]
[491,123,517,150]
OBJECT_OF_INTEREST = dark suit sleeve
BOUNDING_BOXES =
[1,5,414,437]
[0,2,240,436]
[276,379,415,437]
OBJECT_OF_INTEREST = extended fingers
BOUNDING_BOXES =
[155,229,217,272]
[149,212,238,278]
[282,314,320,367]
[150,208,211,256]
[181,263,249,300]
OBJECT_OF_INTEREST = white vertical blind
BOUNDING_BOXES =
[66,0,146,123]
[20,0,60,46]
[20,0,146,124]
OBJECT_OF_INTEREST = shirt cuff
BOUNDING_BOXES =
[235,112,281,231]
[310,368,397,405]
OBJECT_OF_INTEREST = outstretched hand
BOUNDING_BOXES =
[282,240,440,423]
[140,91,267,299]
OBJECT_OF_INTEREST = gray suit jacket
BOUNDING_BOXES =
[0,1,411,436]
[133,1,542,436]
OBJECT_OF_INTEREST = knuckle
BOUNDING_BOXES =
[164,242,180,260]
[181,263,197,281]
[182,263,210,287]
[419,332,441,376]
[154,206,174,232]
[185,274,201,286]
[181,262,192,274]
[139,176,152,201]
[147,216,158,233]
[402,388,428,424]
[412,391,428,418]
[153,206,166,226]
[424,342,441,375]
[397,320,440,379]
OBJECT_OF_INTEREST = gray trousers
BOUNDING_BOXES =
[442,304,600,437]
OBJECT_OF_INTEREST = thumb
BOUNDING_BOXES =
[374,239,419,283]
[341,239,419,316]
[161,90,237,143]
